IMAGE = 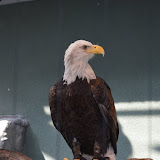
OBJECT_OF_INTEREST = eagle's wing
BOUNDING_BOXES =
[49,82,74,149]
[49,84,63,132]
[91,78,119,153]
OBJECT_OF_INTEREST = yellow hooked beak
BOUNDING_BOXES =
[85,45,105,57]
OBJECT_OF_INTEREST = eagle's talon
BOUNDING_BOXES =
[73,156,86,160]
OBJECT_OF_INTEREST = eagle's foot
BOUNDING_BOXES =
[72,138,87,160]
[93,157,103,159]
[93,142,101,159]
[73,156,87,160]
[102,158,110,160]
[92,158,110,160]
[73,154,87,160]
[93,142,110,160]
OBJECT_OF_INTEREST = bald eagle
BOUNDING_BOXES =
[49,40,119,160]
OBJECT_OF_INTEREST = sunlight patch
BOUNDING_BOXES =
[43,106,50,115]
[116,101,160,112]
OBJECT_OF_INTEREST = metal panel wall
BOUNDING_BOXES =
[0,0,160,160]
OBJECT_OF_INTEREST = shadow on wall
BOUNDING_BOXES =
[153,145,160,153]
[24,128,45,160]
[117,122,132,160]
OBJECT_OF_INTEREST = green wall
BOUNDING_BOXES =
[0,0,160,160]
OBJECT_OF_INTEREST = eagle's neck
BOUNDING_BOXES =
[63,60,96,85]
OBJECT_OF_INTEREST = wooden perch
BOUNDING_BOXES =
[0,149,32,160]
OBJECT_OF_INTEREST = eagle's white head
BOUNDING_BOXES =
[63,40,105,85]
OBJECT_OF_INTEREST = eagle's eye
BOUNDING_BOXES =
[82,45,88,50]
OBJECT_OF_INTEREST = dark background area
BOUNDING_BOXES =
[0,0,160,159]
